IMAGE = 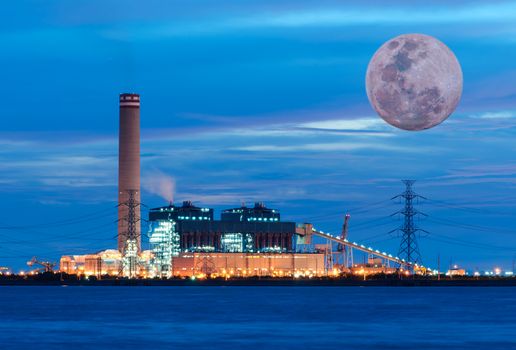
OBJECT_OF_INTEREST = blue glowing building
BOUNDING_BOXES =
[148,202,295,253]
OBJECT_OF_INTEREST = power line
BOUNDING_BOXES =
[351,221,392,233]
[0,220,116,241]
[425,217,515,235]
[0,206,117,230]
[426,235,515,252]
[359,232,392,243]
[426,198,516,217]
[299,199,393,222]
[366,236,398,245]
[0,221,117,249]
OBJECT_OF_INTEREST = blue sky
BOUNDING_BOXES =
[1,1,516,271]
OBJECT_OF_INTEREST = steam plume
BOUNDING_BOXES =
[142,170,175,202]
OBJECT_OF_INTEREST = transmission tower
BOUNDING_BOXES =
[120,189,141,278]
[390,180,427,267]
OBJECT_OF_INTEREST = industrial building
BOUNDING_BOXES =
[58,197,408,279]
[172,252,325,278]
[221,202,280,222]
[59,250,325,279]
[148,220,179,278]
[60,250,123,276]
[446,265,467,276]
[58,198,322,279]
[148,201,295,253]
[143,201,302,278]
[149,200,214,222]
[350,257,398,275]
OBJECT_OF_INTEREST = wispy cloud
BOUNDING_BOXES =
[0,154,116,191]
[0,138,34,147]
[232,142,425,153]
[299,117,389,131]
[237,3,516,27]
[440,164,516,179]
[101,2,516,39]
[474,111,515,119]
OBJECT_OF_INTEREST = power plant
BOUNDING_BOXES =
[54,93,436,279]
[0,92,509,282]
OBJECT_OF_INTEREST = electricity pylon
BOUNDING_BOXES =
[120,189,140,278]
[390,180,427,268]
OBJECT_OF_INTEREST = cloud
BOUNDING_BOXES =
[440,164,516,179]
[101,2,516,40]
[219,118,393,138]
[232,142,421,153]
[39,177,114,188]
[142,111,394,141]
[297,117,395,137]
[299,117,388,131]
[474,111,515,119]
[0,153,116,192]
[0,138,34,147]
[240,3,516,27]
[420,164,516,190]
[428,176,516,187]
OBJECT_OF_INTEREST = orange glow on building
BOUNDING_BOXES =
[172,252,325,278]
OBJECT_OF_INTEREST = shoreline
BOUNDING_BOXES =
[1,275,516,287]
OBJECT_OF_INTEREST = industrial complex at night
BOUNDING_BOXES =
[60,200,326,278]
[1,95,514,283]
[54,93,434,280]
[1,92,509,282]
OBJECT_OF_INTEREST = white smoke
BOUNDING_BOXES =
[142,170,176,203]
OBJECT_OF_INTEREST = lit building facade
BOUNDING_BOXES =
[221,202,280,222]
[149,201,213,222]
[446,266,466,276]
[60,250,122,276]
[350,257,397,275]
[148,202,296,253]
[58,203,315,279]
[149,220,180,277]
[60,250,324,278]
[172,252,325,278]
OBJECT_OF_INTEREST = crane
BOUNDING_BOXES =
[336,214,352,268]
[342,214,350,239]
[27,257,56,273]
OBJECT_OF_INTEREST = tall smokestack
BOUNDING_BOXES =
[118,93,141,253]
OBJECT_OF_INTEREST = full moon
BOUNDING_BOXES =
[366,34,462,131]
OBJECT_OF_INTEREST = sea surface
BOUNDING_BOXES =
[0,286,515,349]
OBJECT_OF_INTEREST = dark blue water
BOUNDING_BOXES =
[0,287,515,349]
